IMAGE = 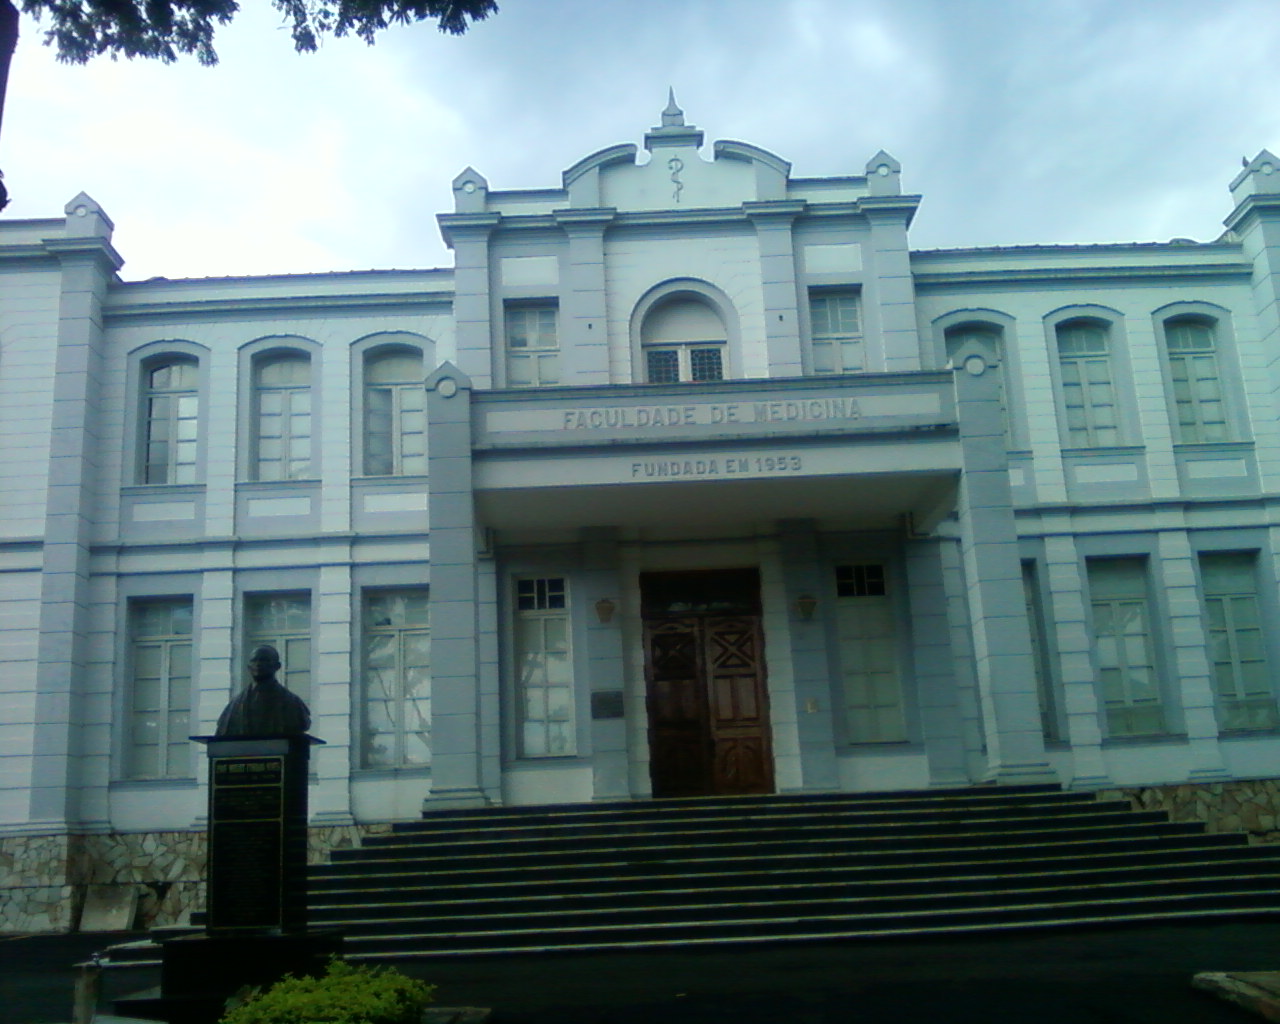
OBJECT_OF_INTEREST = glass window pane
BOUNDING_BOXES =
[647,349,679,383]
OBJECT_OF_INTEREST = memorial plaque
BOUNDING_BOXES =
[209,755,287,930]
[591,690,625,720]
[200,736,316,933]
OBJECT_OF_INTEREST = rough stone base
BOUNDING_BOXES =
[1,823,392,934]
[1100,778,1280,845]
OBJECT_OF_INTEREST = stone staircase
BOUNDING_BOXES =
[306,784,1280,959]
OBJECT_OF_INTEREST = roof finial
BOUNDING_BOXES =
[662,88,685,127]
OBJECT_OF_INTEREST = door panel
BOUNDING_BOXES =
[644,603,773,797]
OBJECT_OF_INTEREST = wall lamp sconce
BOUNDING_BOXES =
[594,598,617,624]
[795,594,818,621]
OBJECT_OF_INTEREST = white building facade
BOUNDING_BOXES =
[6,103,1280,928]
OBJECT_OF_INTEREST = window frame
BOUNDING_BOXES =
[807,289,864,375]
[503,301,561,388]
[1085,557,1167,738]
[250,350,315,481]
[644,343,725,383]
[1055,318,1121,449]
[629,279,739,385]
[831,561,908,745]
[360,346,426,477]
[1198,551,1278,732]
[128,342,210,487]
[513,576,577,758]
[1154,304,1245,446]
[243,590,314,710]
[124,596,195,780]
[359,587,432,769]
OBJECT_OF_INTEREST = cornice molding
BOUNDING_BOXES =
[42,236,124,272]
[913,263,1250,288]
[105,290,453,324]
[1224,192,1280,232]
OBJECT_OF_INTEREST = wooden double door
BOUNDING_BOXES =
[642,570,775,797]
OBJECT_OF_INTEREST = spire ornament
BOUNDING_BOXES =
[662,88,685,127]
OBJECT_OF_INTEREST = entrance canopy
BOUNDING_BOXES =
[470,373,960,535]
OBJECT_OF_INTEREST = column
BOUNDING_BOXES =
[423,363,486,807]
[953,347,1055,784]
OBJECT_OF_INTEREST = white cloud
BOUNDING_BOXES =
[6,0,1280,277]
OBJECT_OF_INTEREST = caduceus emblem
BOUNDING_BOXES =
[668,156,684,203]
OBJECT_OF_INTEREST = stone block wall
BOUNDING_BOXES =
[1,823,392,934]
[1100,778,1280,844]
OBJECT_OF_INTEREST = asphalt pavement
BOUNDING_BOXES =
[3,919,1278,1024]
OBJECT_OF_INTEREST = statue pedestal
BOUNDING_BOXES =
[199,734,321,932]
[114,734,340,1024]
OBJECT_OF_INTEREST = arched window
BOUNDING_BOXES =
[143,358,200,484]
[252,353,312,480]
[363,349,425,476]
[1163,316,1227,442]
[1056,319,1118,448]
[641,297,726,383]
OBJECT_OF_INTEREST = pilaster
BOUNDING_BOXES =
[28,196,121,827]
[905,538,968,786]
[311,561,354,823]
[745,202,804,378]
[439,215,500,389]
[1041,528,1110,788]
[776,519,838,791]
[580,527,629,799]
[861,200,921,373]
[1155,530,1229,781]
[556,210,614,386]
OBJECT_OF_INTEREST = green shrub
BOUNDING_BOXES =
[219,958,436,1024]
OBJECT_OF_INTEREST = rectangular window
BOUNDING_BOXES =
[809,291,863,374]
[835,563,886,597]
[645,346,724,383]
[835,564,904,743]
[1057,323,1118,448]
[515,577,575,757]
[1201,553,1277,731]
[505,305,560,387]
[128,598,193,778]
[245,592,312,708]
[1088,559,1164,736]
[1166,319,1228,443]
[361,589,430,767]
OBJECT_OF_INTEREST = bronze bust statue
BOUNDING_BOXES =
[215,644,311,737]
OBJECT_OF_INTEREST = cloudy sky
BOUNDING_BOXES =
[11,0,1280,281]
